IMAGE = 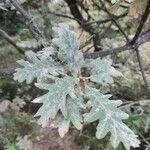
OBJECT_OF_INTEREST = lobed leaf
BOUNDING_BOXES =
[86,58,122,84]
[51,96,85,137]
[14,50,64,84]
[52,23,84,74]
[84,85,140,149]
[33,75,79,127]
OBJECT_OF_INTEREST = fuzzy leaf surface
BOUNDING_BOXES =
[87,58,122,84]
[50,96,85,137]
[14,51,64,84]
[52,23,83,74]
[84,86,140,150]
[33,75,79,127]
[65,96,84,130]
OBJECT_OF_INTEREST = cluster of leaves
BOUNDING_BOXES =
[14,24,140,149]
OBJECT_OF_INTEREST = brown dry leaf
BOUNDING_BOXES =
[0,100,10,115]
[128,0,147,19]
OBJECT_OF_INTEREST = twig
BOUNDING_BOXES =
[84,31,150,59]
[139,132,150,145]
[129,0,150,89]
[98,0,129,41]
[130,0,150,44]
[99,0,149,89]
[48,9,127,28]
[0,29,25,54]
[78,28,84,40]
[64,0,102,51]
[1,31,150,76]
[135,48,149,90]
[80,35,95,49]
[85,18,112,26]
[48,10,76,20]
[85,12,127,26]
[9,0,45,41]
[77,1,93,20]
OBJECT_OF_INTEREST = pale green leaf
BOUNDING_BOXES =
[14,51,64,84]
[86,58,122,84]
[84,85,140,149]
[13,23,140,150]
[33,75,79,127]
[37,47,55,60]
[66,96,84,130]
[49,96,84,137]
[52,23,84,74]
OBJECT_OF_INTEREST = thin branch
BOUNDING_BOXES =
[77,1,93,20]
[9,0,45,41]
[48,10,127,27]
[129,0,150,90]
[98,0,149,89]
[135,48,149,89]
[85,12,127,26]
[139,132,150,145]
[85,18,112,26]
[64,0,101,51]
[48,10,76,20]
[1,31,150,76]
[120,5,129,9]
[80,34,95,49]
[83,31,150,59]
[130,0,150,44]
[98,0,129,41]
[64,0,86,25]
[0,29,25,54]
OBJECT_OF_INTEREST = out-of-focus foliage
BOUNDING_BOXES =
[0,101,37,146]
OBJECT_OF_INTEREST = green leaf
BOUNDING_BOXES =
[66,96,84,130]
[84,85,140,150]
[13,23,140,150]
[53,96,84,137]
[33,75,79,127]
[86,58,122,84]
[14,50,64,84]
[52,23,84,74]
